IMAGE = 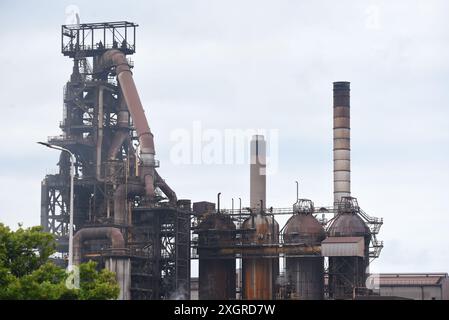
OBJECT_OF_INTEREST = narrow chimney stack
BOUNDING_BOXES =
[333,82,351,207]
[250,135,266,211]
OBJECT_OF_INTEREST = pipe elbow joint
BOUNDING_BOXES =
[140,153,158,167]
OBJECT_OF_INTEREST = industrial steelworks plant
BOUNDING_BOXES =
[40,21,384,300]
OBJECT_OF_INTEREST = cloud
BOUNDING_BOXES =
[0,0,448,274]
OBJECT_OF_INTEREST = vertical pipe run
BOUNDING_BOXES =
[250,135,266,211]
[333,82,351,208]
[100,49,156,199]
[68,154,75,270]
[96,87,104,180]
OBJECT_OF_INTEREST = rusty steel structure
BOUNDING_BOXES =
[192,201,381,300]
[326,197,372,299]
[196,203,236,300]
[192,82,383,300]
[283,199,326,300]
[241,211,278,300]
[39,21,384,300]
[40,21,190,300]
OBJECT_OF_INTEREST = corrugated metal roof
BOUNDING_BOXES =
[321,273,449,287]
[379,274,448,286]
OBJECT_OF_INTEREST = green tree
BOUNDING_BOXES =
[0,223,120,300]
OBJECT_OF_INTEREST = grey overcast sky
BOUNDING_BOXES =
[0,0,448,275]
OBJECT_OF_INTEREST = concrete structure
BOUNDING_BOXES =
[250,135,266,211]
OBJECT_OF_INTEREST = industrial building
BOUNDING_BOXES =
[191,79,383,300]
[40,22,190,300]
[43,20,449,300]
[190,273,449,300]
[378,273,449,300]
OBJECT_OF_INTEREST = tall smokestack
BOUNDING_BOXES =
[250,135,266,211]
[333,81,351,207]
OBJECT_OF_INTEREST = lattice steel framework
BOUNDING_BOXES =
[40,21,189,300]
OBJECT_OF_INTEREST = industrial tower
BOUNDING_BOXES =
[40,21,190,300]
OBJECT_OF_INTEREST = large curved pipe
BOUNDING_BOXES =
[108,97,130,161]
[100,49,156,198]
[73,227,126,265]
[154,170,177,205]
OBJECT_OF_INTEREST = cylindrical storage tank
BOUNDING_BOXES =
[283,207,326,300]
[198,213,236,300]
[327,198,371,299]
[242,213,275,300]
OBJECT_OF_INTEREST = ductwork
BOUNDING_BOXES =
[155,170,177,204]
[108,97,130,161]
[333,81,351,207]
[96,87,104,180]
[73,227,126,265]
[73,227,131,300]
[100,49,156,199]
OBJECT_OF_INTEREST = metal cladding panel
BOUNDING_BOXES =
[286,257,324,300]
[443,276,449,300]
[193,201,215,215]
[199,259,236,300]
[198,214,236,299]
[241,213,277,300]
[243,258,273,300]
[106,257,131,300]
[321,237,364,257]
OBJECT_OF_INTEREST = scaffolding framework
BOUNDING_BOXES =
[41,21,190,300]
